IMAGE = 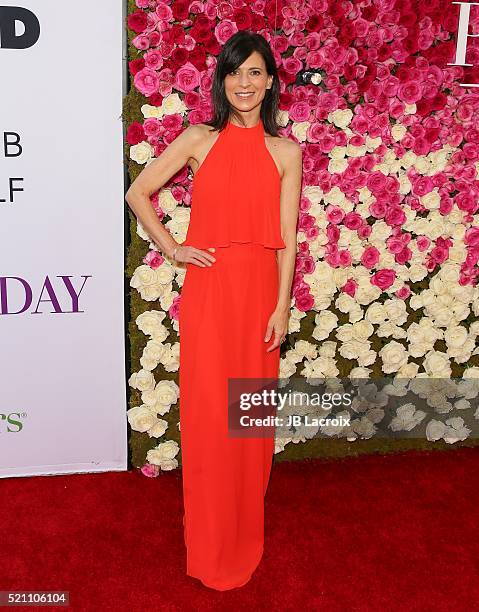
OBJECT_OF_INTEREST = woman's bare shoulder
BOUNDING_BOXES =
[186,123,218,139]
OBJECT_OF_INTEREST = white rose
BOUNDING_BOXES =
[302,185,324,204]
[346,144,367,157]
[449,245,467,264]
[352,320,374,341]
[155,379,180,407]
[161,92,187,115]
[313,311,338,341]
[328,158,348,173]
[421,190,440,210]
[136,310,167,338]
[294,340,318,359]
[365,135,382,150]
[130,141,155,165]
[397,361,420,377]
[354,284,382,306]
[318,341,337,358]
[165,207,191,241]
[365,302,386,325]
[329,108,353,129]
[127,405,159,432]
[391,124,407,141]
[141,339,168,371]
[424,351,451,377]
[158,188,179,213]
[384,299,407,325]
[291,121,310,142]
[147,418,169,438]
[128,369,155,391]
[279,357,297,379]
[153,264,174,286]
[131,264,159,291]
[141,104,163,119]
[379,341,408,373]
[425,419,446,441]
[160,290,178,313]
[146,440,180,465]
[330,146,346,160]
[161,342,180,372]
[349,366,373,378]
[444,325,468,349]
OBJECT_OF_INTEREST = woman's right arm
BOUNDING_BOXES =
[125,125,216,268]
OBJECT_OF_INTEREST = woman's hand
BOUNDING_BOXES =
[172,245,216,267]
[264,306,290,352]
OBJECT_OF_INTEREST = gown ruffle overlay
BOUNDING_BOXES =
[178,118,285,590]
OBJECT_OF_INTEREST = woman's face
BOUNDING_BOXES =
[224,51,273,120]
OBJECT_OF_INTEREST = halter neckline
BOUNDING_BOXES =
[227,119,263,131]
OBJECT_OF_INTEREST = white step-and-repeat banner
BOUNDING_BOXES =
[0,1,127,477]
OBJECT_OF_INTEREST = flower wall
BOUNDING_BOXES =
[124,0,479,474]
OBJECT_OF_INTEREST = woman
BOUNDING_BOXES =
[126,30,302,590]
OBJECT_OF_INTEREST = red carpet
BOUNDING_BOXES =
[1,447,477,611]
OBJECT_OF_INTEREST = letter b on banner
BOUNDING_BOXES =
[0,6,40,49]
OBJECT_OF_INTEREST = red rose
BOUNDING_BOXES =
[129,58,145,76]
[233,7,253,30]
[127,10,148,34]
[172,0,190,21]
[126,122,146,146]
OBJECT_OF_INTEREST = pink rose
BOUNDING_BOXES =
[143,117,161,137]
[144,49,163,70]
[141,464,160,478]
[430,245,449,264]
[413,175,433,196]
[398,81,422,104]
[465,227,479,247]
[169,295,181,321]
[342,278,358,296]
[155,2,173,21]
[395,286,411,299]
[339,249,352,266]
[367,171,388,193]
[143,250,164,269]
[385,206,406,226]
[361,246,380,269]
[296,292,315,312]
[132,34,151,51]
[215,20,238,45]
[343,212,363,230]
[290,100,312,122]
[174,62,201,93]
[416,236,431,251]
[371,269,396,290]
[358,224,372,239]
[134,67,160,96]
[326,205,345,224]
[369,200,387,219]
[395,247,412,265]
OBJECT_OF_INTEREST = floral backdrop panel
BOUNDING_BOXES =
[124,0,479,474]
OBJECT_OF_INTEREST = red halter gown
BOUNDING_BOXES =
[179,117,285,590]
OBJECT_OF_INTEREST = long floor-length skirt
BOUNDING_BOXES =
[178,242,280,590]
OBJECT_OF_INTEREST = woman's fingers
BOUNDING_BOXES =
[189,247,216,266]
[266,330,282,352]
[179,246,217,267]
[264,321,273,342]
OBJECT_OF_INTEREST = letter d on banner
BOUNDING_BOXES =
[0,6,40,49]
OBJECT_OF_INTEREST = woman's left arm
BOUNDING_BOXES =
[264,140,303,352]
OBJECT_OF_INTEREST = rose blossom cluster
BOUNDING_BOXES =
[127,1,479,383]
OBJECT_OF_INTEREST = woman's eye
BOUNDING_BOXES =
[230,70,261,76]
